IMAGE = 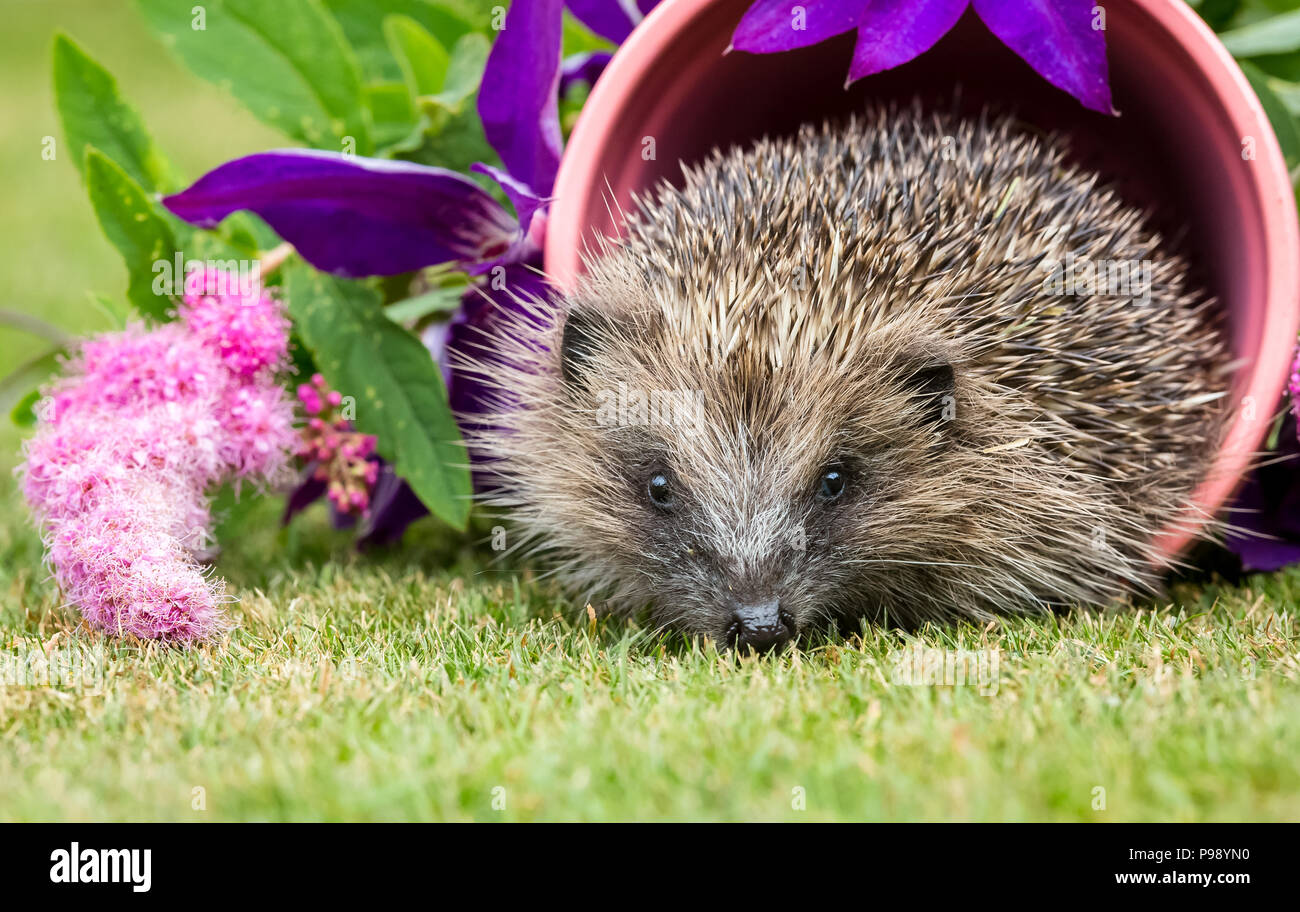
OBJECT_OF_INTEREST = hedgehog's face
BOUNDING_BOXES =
[541,302,966,653]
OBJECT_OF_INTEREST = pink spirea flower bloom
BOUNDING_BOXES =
[181,266,291,377]
[19,270,297,642]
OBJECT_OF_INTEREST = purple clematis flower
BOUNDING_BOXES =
[165,150,522,278]
[1224,410,1300,572]
[561,50,616,96]
[1224,351,1300,572]
[165,0,647,542]
[730,0,1114,114]
[163,0,645,281]
[477,0,566,201]
[567,0,659,44]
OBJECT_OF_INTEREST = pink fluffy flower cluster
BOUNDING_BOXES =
[19,268,297,641]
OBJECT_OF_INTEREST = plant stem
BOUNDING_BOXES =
[0,309,74,346]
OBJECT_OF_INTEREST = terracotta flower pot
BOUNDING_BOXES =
[545,0,1300,564]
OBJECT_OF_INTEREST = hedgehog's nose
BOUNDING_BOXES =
[727,599,793,654]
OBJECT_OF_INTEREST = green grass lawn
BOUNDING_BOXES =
[2,1,1299,822]
[2,489,1299,821]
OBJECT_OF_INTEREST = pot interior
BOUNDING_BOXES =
[563,2,1266,373]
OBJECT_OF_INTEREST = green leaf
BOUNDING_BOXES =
[366,81,420,149]
[86,292,133,330]
[399,101,496,172]
[387,33,493,170]
[284,264,472,529]
[562,11,615,56]
[52,30,270,263]
[208,211,281,256]
[427,32,489,112]
[172,217,264,264]
[52,32,176,191]
[385,286,464,323]
[322,0,475,83]
[84,147,178,321]
[1194,0,1243,31]
[2,346,64,428]
[1220,9,1300,56]
[376,20,491,170]
[385,15,449,98]
[561,81,591,136]
[135,0,373,154]
[438,0,503,31]
[10,389,42,429]
[1219,0,1300,32]
[1254,68,1300,117]
[1241,61,1300,164]
[1245,50,1300,82]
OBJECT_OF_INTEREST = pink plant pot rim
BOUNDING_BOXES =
[547,0,1300,567]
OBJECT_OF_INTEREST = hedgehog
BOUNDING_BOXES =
[460,105,1230,653]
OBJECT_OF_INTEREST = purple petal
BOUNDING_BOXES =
[848,0,968,82]
[281,462,360,530]
[422,318,456,391]
[567,0,645,44]
[282,464,327,525]
[561,50,615,96]
[163,150,517,278]
[421,259,552,436]
[446,262,554,489]
[1224,411,1300,572]
[357,463,429,548]
[478,0,565,196]
[330,502,359,531]
[471,162,547,241]
[448,262,553,411]
[973,0,1113,114]
[730,0,866,54]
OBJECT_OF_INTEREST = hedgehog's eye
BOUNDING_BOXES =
[817,468,846,502]
[647,473,675,511]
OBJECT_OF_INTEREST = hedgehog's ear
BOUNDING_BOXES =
[559,307,611,389]
[896,351,956,428]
